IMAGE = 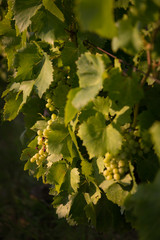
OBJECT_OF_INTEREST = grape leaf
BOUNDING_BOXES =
[42,0,64,22]
[46,161,67,193]
[35,53,54,98]
[62,168,80,193]
[150,122,160,160]
[72,52,105,109]
[3,92,23,121]
[47,122,70,157]
[104,69,143,107]
[31,8,65,45]
[112,18,142,54]
[75,0,116,38]
[78,112,122,158]
[93,96,112,116]
[65,88,79,125]
[13,0,42,32]
[125,171,160,240]
[14,43,42,81]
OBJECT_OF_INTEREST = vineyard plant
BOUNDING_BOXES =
[1,0,160,239]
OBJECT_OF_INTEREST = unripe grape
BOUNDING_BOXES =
[37,130,43,136]
[118,160,125,168]
[43,129,49,137]
[46,125,51,130]
[110,163,117,169]
[47,119,53,125]
[103,169,110,176]
[105,152,112,162]
[30,156,36,163]
[113,168,119,174]
[49,106,55,112]
[47,98,52,103]
[39,148,44,155]
[118,167,125,175]
[46,103,50,108]
[51,113,57,120]
[114,173,120,180]
[106,174,113,180]
[35,153,39,159]
[38,138,43,146]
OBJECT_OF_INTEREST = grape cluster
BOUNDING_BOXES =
[30,113,57,166]
[103,152,129,181]
[45,96,55,112]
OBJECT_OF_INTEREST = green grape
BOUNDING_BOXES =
[51,113,57,120]
[49,106,55,112]
[46,125,51,130]
[35,153,39,159]
[113,168,119,174]
[47,119,53,125]
[103,169,111,176]
[118,160,125,168]
[43,128,49,137]
[37,130,43,136]
[118,167,125,175]
[110,163,118,169]
[106,174,113,180]
[30,156,36,163]
[38,137,43,146]
[114,173,120,180]
[46,103,51,108]
[104,152,112,162]
[39,148,44,155]
[47,98,52,103]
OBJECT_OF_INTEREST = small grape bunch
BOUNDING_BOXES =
[103,152,128,181]
[46,96,55,112]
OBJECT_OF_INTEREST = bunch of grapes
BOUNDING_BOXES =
[45,95,55,112]
[103,152,128,181]
[30,113,57,166]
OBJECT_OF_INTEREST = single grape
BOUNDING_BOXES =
[47,119,53,125]
[49,106,55,112]
[47,98,52,103]
[114,173,120,180]
[118,160,125,168]
[113,168,119,174]
[118,167,125,175]
[37,130,43,136]
[30,156,36,163]
[106,174,113,180]
[105,152,112,162]
[39,148,44,155]
[35,153,39,159]
[43,129,49,137]
[38,138,43,146]
[51,113,57,120]
[46,103,51,108]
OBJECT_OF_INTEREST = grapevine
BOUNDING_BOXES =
[1,0,160,238]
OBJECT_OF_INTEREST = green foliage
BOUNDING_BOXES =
[1,0,160,238]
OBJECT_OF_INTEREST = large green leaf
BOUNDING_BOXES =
[104,69,143,107]
[78,112,122,158]
[46,161,67,193]
[3,92,23,121]
[42,0,64,22]
[14,43,42,81]
[125,171,160,240]
[31,8,65,45]
[35,53,54,97]
[150,122,160,160]
[72,52,105,109]
[13,0,42,32]
[75,0,116,38]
